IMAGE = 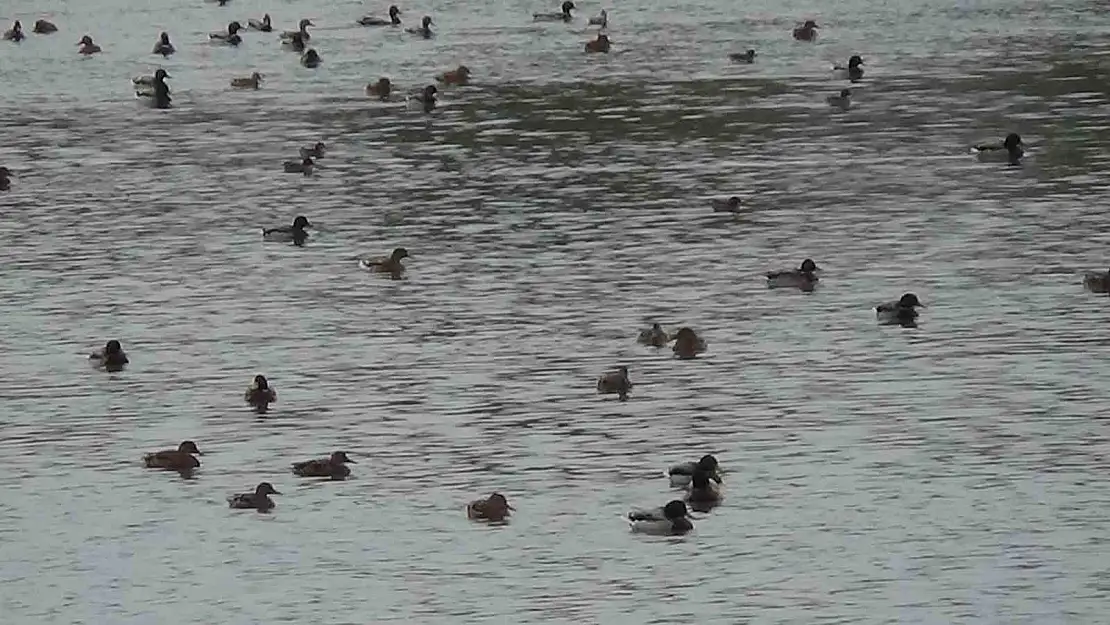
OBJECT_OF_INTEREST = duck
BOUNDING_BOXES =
[766,258,820,290]
[793,19,818,41]
[359,5,402,26]
[281,18,314,42]
[209,21,242,46]
[637,322,669,347]
[283,157,314,175]
[152,32,175,56]
[876,293,924,326]
[833,55,864,81]
[248,13,272,32]
[366,77,392,100]
[597,366,631,401]
[301,48,322,68]
[686,470,722,509]
[227,482,280,512]
[78,35,102,55]
[134,69,172,109]
[33,20,58,35]
[535,1,575,22]
[827,88,851,110]
[299,142,325,159]
[1083,269,1110,293]
[283,32,306,52]
[467,493,514,523]
[628,500,694,535]
[405,15,434,38]
[585,33,610,53]
[672,327,706,360]
[972,133,1024,165]
[3,21,25,42]
[89,340,128,370]
[244,374,277,411]
[143,441,202,472]
[230,71,262,89]
[406,84,437,113]
[359,247,410,278]
[667,454,722,489]
[729,49,756,63]
[292,451,355,480]
[710,196,743,212]
[588,9,608,27]
[262,215,312,245]
[0,167,10,192]
[436,65,471,86]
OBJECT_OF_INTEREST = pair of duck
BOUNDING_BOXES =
[4,19,58,40]
[636,324,708,359]
[360,13,434,38]
[282,142,326,176]
[133,69,172,108]
[629,454,725,534]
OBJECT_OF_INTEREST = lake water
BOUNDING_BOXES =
[1,0,1109,623]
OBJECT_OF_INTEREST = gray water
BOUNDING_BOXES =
[1,0,1109,622]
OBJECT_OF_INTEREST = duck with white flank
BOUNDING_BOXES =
[209,21,242,46]
[833,55,864,81]
[972,133,1023,165]
[628,500,694,535]
[766,258,819,290]
[535,1,575,21]
[360,5,402,26]
[405,15,434,38]
[876,293,924,326]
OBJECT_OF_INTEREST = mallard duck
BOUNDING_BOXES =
[729,49,756,63]
[833,55,864,81]
[33,20,58,34]
[972,133,1023,165]
[230,71,262,89]
[299,142,325,159]
[152,32,174,56]
[228,482,281,511]
[359,247,409,278]
[248,14,272,32]
[406,85,437,113]
[628,500,693,535]
[1083,269,1110,293]
[292,451,355,480]
[467,493,514,522]
[301,48,321,68]
[245,374,277,410]
[436,65,471,86]
[209,21,242,46]
[535,1,575,21]
[3,21,25,42]
[597,366,631,401]
[134,69,172,109]
[405,15,434,38]
[672,327,706,360]
[637,322,669,347]
[78,35,101,55]
[827,88,851,110]
[686,470,722,509]
[143,441,202,472]
[588,9,608,27]
[359,5,401,26]
[0,167,10,192]
[710,196,743,212]
[366,77,392,100]
[283,157,314,175]
[766,258,819,290]
[585,33,610,53]
[793,19,818,41]
[876,293,924,326]
[667,454,722,488]
[89,340,128,370]
[262,215,312,245]
[281,18,314,42]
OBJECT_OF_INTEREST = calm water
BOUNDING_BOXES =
[1,0,1109,622]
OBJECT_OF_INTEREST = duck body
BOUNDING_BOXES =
[231,72,263,89]
[245,374,277,410]
[793,20,818,41]
[292,451,354,480]
[359,247,409,278]
[248,14,272,32]
[153,32,175,56]
[262,215,312,245]
[360,5,402,26]
[299,142,325,159]
[0,167,10,192]
[406,85,437,112]
[366,77,392,100]
[686,470,722,509]
[90,340,128,370]
[280,19,314,42]
[467,493,514,523]
[33,20,58,35]
[729,49,756,63]
[876,293,924,326]
[535,1,575,21]
[628,500,694,535]
[4,21,25,42]
[588,9,607,27]
[78,35,101,55]
[301,49,321,68]
[228,482,280,511]
[668,454,722,488]
[209,22,243,46]
[672,327,706,360]
[973,133,1023,165]
[283,157,314,175]
[711,196,743,212]
[585,33,610,53]
[1083,269,1110,293]
[766,258,819,290]
[827,89,851,110]
[597,366,631,400]
[134,69,172,108]
[437,65,471,86]
[405,16,434,38]
[833,55,864,81]
[637,323,669,347]
[143,441,202,472]
[283,32,306,52]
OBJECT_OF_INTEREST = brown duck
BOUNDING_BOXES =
[467,492,514,522]
[292,451,355,480]
[143,441,202,472]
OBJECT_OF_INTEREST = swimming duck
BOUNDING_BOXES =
[766,258,819,290]
[667,454,722,488]
[628,500,694,535]
[405,15,434,38]
[833,55,864,81]
[33,20,58,35]
[0,167,10,192]
[588,9,608,27]
[535,1,575,22]
[597,366,631,401]
[283,32,306,52]
[248,13,272,32]
[359,247,410,278]
[281,18,314,42]
[366,77,392,100]
[299,142,325,159]
[209,21,242,46]
[228,482,281,512]
[972,133,1023,165]
[672,327,706,360]
[230,71,263,89]
[143,440,202,472]
[1083,269,1110,293]
[292,451,355,480]
[585,33,610,53]
[710,196,742,212]
[876,293,924,326]
[152,32,175,56]
[406,84,437,113]
[3,21,25,42]
[437,65,471,86]
[301,48,322,68]
[134,69,172,108]
[827,88,851,110]
[729,49,756,63]
[359,5,402,26]
[793,19,818,41]
[467,493,514,523]
[89,340,128,370]
[78,35,102,55]
[637,322,669,347]
[262,215,312,245]
[686,470,722,508]
[244,374,277,410]
[283,157,314,175]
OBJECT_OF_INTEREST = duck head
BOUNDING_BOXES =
[691,470,714,489]
[78,35,94,46]
[250,71,263,82]
[228,21,242,34]
[423,84,438,99]
[303,49,321,64]
[292,215,312,229]
[803,19,819,29]
[726,196,741,209]
[178,440,202,455]
[11,20,22,33]
[898,293,923,307]
[562,1,576,14]
[800,258,818,272]
[330,451,355,464]
[105,339,123,354]
[374,77,392,94]
[617,365,629,376]
[263,14,271,25]
[253,374,270,389]
[299,19,314,30]
[421,15,434,28]
[154,69,170,81]
[255,482,281,496]
[662,500,689,520]
[389,5,401,17]
[312,141,325,153]
[1004,133,1022,150]
[0,167,10,177]
[391,247,410,261]
[456,65,471,78]
[848,55,863,68]
[487,492,514,512]
[159,32,171,45]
